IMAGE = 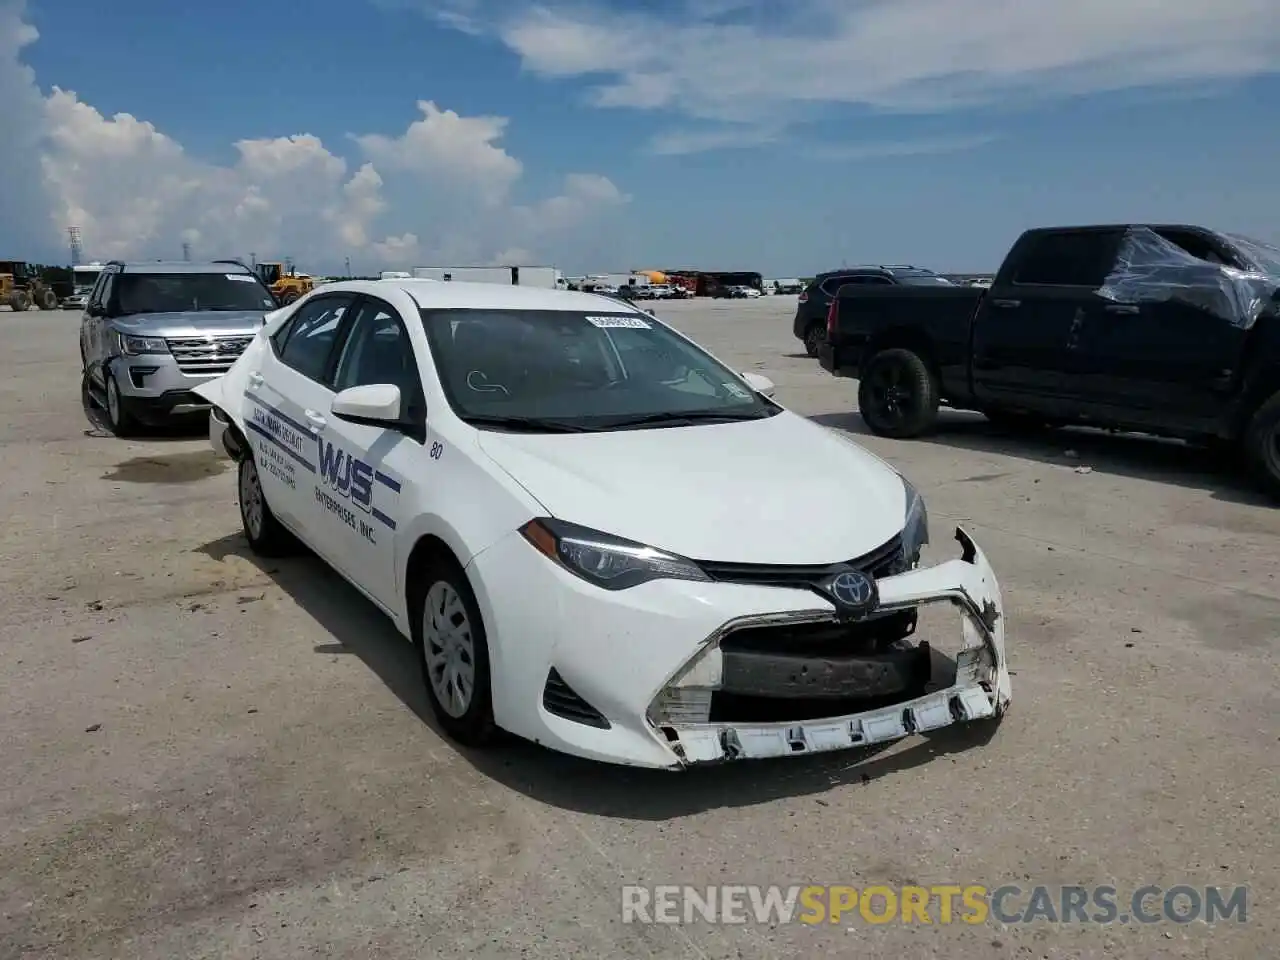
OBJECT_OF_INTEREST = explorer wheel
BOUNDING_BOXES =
[238,455,294,556]
[103,365,139,437]
[412,562,496,746]
[858,348,939,438]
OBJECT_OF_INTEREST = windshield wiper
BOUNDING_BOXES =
[593,410,773,430]
[461,414,597,434]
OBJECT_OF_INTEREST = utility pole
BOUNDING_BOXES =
[68,226,83,265]
[182,241,192,262]
[345,256,352,278]
[250,252,257,269]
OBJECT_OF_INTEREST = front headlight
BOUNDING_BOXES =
[519,517,711,591]
[902,477,929,566]
[116,332,169,355]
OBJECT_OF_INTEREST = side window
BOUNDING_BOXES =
[820,275,854,296]
[331,299,421,406]
[1012,232,1121,287]
[276,296,352,383]
[97,271,117,312]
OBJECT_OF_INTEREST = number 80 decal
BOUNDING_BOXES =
[429,441,443,460]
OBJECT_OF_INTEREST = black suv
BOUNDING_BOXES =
[793,266,952,357]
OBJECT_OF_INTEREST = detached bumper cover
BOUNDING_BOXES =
[651,528,1010,765]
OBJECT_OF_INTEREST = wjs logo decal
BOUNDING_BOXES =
[314,436,400,544]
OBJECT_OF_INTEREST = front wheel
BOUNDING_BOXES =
[411,561,496,747]
[103,366,139,437]
[1243,392,1280,499]
[238,455,296,556]
[858,348,940,438]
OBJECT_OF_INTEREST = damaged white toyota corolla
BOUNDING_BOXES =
[194,279,1011,768]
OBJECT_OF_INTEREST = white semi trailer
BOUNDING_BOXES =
[411,265,564,289]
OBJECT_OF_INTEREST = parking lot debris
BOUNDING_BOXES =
[1074,466,1094,474]
[70,635,91,644]
[84,724,101,733]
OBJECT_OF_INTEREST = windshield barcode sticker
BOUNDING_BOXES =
[226,274,256,281]
[587,315,650,329]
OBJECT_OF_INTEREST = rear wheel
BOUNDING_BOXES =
[411,559,496,747]
[858,348,940,438]
[8,291,30,311]
[37,289,58,310]
[238,455,296,555]
[281,291,299,305]
[803,324,825,358]
[1243,392,1280,499]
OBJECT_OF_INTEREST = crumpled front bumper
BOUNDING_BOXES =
[468,524,1011,769]
[651,528,1011,765]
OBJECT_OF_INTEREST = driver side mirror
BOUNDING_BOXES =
[86,302,104,318]
[740,372,775,397]
[331,384,426,441]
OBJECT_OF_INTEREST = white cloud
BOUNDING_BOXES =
[437,0,1280,151]
[807,134,1001,162]
[0,2,627,270]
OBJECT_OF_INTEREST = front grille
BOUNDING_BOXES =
[543,669,610,729]
[697,533,907,590]
[165,335,255,374]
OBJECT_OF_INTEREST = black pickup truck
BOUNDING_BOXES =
[819,223,1280,495]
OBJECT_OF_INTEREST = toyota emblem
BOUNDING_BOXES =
[826,569,878,615]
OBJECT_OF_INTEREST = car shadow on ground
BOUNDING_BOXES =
[198,531,1001,818]
[808,408,1272,508]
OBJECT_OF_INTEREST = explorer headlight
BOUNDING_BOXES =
[520,517,711,591]
[116,332,169,355]
[902,477,929,566]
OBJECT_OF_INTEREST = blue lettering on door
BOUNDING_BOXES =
[316,436,392,527]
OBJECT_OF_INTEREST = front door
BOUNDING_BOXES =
[306,295,425,611]
[972,228,1124,404]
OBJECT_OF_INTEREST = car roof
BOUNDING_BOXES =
[317,278,647,313]
[114,260,255,274]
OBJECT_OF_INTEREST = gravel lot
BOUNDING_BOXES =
[1,297,1276,959]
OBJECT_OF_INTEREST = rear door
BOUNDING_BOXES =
[971,228,1123,403]
[245,293,354,532]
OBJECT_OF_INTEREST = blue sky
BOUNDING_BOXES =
[4,0,1280,274]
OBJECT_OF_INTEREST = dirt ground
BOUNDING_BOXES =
[1,300,1276,959]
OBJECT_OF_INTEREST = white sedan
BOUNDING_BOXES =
[195,279,1011,768]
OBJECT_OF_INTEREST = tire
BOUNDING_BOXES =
[37,290,58,310]
[857,348,940,438]
[237,455,296,556]
[103,364,140,437]
[803,324,825,358]
[281,291,299,305]
[410,558,496,747]
[9,291,30,311]
[1243,391,1280,499]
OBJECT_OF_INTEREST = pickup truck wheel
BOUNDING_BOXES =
[858,348,939,438]
[1244,393,1280,498]
[803,324,825,358]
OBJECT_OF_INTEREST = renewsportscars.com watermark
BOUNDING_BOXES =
[621,884,1249,927]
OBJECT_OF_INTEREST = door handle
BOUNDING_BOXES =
[303,409,327,432]
[246,372,264,389]
[1104,303,1140,315]
[989,298,1021,308]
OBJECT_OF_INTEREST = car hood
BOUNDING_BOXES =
[476,411,909,564]
[109,311,268,337]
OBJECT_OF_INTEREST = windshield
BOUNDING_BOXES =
[420,308,777,432]
[1225,234,1280,276]
[72,269,101,295]
[113,272,276,315]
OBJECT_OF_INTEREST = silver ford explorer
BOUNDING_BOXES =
[79,260,279,435]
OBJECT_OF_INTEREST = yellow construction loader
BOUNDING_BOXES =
[0,261,60,311]
[255,262,314,304]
